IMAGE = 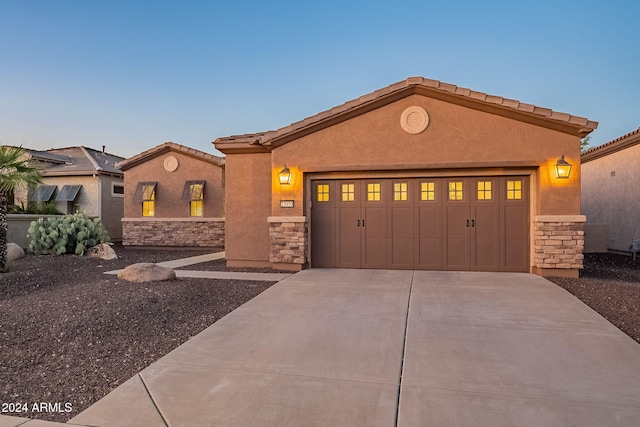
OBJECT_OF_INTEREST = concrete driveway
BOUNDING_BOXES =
[69,270,640,426]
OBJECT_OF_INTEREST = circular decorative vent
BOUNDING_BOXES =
[400,106,429,134]
[164,155,179,172]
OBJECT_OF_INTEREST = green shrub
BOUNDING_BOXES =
[8,201,62,215]
[27,212,110,255]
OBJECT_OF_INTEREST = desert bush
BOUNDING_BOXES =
[27,212,110,255]
[8,201,62,215]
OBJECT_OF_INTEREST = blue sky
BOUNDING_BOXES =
[1,0,638,158]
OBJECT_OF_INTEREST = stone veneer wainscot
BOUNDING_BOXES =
[268,216,308,270]
[122,218,225,248]
[533,215,585,277]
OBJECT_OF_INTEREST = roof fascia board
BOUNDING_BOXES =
[264,89,410,149]
[263,85,594,149]
[215,142,271,154]
[118,143,224,170]
[581,130,640,163]
[413,86,595,137]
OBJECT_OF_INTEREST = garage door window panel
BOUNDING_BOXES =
[448,181,464,201]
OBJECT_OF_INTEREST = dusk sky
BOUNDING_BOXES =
[1,0,638,158]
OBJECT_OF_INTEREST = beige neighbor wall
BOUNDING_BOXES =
[123,151,223,219]
[224,152,272,267]
[38,176,100,216]
[582,143,640,252]
[270,94,581,218]
[100,175,124,240]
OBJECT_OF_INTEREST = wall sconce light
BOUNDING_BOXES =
[278,164,291,185]
[555,155,572,179]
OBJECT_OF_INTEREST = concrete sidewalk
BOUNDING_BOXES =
[103,250,292,282]
[62,270,640,426]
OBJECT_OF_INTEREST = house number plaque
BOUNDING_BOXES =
[280,200,294,208]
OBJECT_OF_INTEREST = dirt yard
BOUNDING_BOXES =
[0,245,276,422]
[0,247,638,422]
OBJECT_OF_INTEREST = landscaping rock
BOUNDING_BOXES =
[86,243,118,260]
[7,243,25,264]
[117,263,176,282]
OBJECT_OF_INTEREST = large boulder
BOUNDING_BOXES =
[86,243,118,260]
[117,263,176,283]
[6,243,25,264]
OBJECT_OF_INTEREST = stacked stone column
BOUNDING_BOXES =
[268,217,308,268]
[533,215,585,275]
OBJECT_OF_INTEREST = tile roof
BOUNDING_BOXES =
[116,142,224,170]
[214,76,598,153]
[27,146,125,176]
[581,126,640,163]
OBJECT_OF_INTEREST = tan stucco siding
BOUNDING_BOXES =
[270,94,581,217]
[41,176,100,216]
[123,151,224,218]
[582,143,640,252]
[224,153,271,265]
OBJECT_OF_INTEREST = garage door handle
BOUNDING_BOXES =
[472,219,475,228]
[357,219,360,227]
[466,219,469,227]
[362,219,365,227]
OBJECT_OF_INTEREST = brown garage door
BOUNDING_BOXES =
[310,176,529,272]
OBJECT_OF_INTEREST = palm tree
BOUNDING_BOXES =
[0,146,42,271]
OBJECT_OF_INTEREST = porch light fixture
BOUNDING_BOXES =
[555,155,572,179]
[278,164,291,185]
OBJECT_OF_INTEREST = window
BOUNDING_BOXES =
[506,180,522,200]
[30,185,57,202]
[421,182,435,201]
[189,183,204,217]
[367,183,381,201]
[341,183,355,202]
[317,184,329,202]
[181,180,206,217]
[55,185,82,202]
[142,184,155,217]
[448,181,463,201]
[112,183,124,197]
[393,182,408,201]
[477,181,492,200]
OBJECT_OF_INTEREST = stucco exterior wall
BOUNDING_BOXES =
[122,151,224,219]
[582,143,640,252]
[221,91,586,275]
[270,94,581,218]
[224,153,271,267]
[100,175,124,240]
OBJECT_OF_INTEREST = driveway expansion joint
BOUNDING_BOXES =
[139,373,170,427]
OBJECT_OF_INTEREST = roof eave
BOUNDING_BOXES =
[581,127,640,163]
[117,142,224,170]
[261,83,597,149]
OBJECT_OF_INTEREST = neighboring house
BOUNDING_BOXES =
[116,142,225,248]
[11,146,125,240]
[581,127,640,253]
[214,77,597,278]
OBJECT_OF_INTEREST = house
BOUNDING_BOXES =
[214,77,597,278]
[581,127,640,253]
[116,142,225,248]
[12,146,125,240]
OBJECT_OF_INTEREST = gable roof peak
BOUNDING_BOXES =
[214,76,598,154]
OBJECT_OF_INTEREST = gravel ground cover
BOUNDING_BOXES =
[0,245,276,422]
[548,252,640,344]
[0,247,638,423]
